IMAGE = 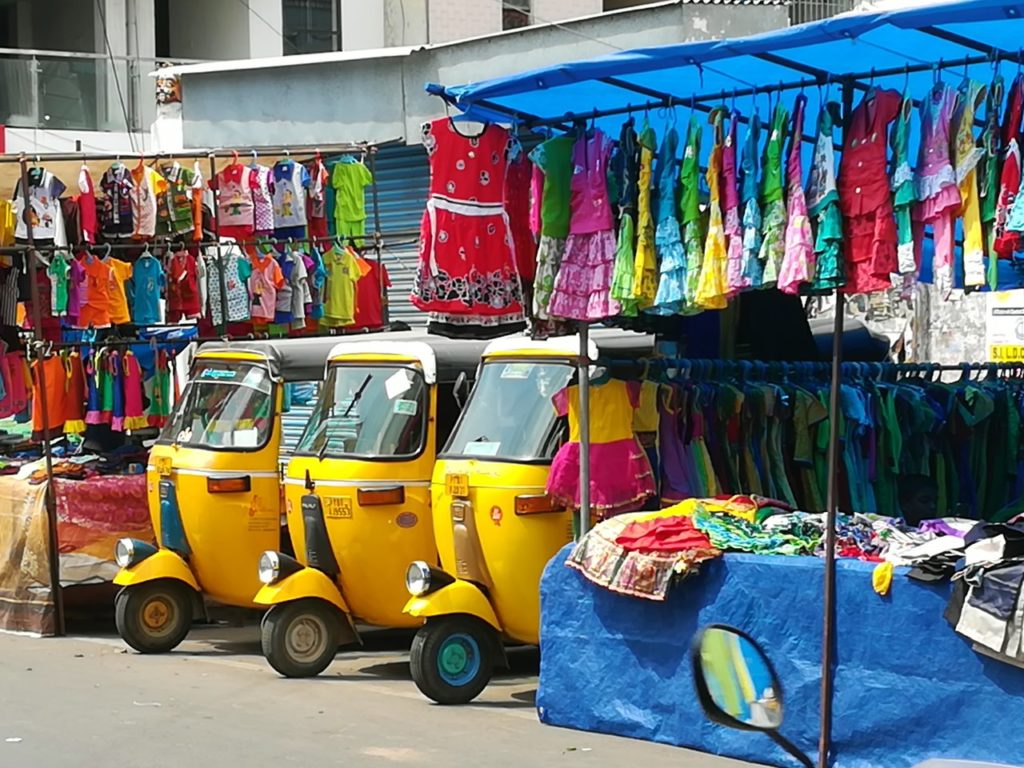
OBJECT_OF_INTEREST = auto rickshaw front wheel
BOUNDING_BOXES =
[261,599,340,678]
[114,580,194,654]
[410,616,496,705]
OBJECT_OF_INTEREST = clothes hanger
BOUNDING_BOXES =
[250,149,259,169]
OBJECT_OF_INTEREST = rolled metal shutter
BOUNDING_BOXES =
[371,143,430,328]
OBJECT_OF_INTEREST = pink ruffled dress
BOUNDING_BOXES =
[546,379,656,519]
[778,93,815,294]
[548,129,621,321]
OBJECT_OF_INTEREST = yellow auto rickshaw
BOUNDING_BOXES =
[112,335,363,653]
[403,330,652,704]
[253,336,487,677]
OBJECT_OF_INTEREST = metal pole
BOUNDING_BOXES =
[367,146,388,325]
[577,322,591,539]
[817,78,853,768]
[208,154,230,336]
[18,155,64,637]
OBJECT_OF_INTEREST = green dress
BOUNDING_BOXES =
[679,115,704,310]
[758,103,788,287]
[890,94,916,275]
[806,102,845,292]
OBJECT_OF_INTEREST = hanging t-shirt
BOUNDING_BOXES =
[130,165,169,239]
[321,245,360,327]
[306,247,327,320]
[205,246,253,325]
[212,164,257,237]
[352,258,390,329]
[47,253,71,316]
[190,160,205,240]
[166,250,201,321]
[272,160,311,231]
[528,136,574,239]
[78,255,113,329]
[250,164,275,233]
[0,200,14,246]
[130,255,165,325]
[78,166,97,244]
[249,252,285,323]
[158,162,197,235]
[100,164,135,238]
[106,258,134,324]
[13,168,67,241]
[331,160,373,225]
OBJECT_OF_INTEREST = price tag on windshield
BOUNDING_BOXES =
[394,399,418,416]
[385,370,413,400]
[500,364,533,380]
[463,441,501,457]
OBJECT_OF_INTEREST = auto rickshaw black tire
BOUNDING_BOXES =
[261,599,339,678]
[410,615,496,705]
[114,580,193,654]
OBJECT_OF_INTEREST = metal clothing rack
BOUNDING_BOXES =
[447,49,1024,768]
[1,139,397,637]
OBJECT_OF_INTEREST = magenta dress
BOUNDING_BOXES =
[722,111,745,296]
[778,94,815,294]
[913,83,962,298]
[548,129,621,321]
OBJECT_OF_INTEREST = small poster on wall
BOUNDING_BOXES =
[985,290,1024,362]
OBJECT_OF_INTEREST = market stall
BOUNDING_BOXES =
[413,0,1024,765]
[0,140,404,635]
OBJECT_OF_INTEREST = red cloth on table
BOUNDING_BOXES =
[615,515,715,554]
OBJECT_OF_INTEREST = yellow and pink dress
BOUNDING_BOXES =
[546,378,656,518]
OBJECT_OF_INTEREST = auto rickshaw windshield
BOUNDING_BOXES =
[295,364,428,459]
[159,361,275,450]
[443,360,573,462]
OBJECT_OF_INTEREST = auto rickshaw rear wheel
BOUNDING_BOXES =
[114,580,193,654]
[410,615,496,705]
[261,599,340,678]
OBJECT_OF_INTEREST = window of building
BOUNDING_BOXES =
[282,0,341,55]
[502,0,531,31]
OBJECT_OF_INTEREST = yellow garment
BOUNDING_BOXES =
[0,200,14,246]
[954,80,987,288]
[695,121,730,310]
[632,143,658,309]
[872,561,894,596]
[557,379,638,444]
[654,495,763,524]
[106,258,133,324]
[632,380,660,433]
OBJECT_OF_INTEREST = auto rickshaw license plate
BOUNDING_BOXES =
[445,473,469,498]
[323,496,353,519]
[154,456,172,476]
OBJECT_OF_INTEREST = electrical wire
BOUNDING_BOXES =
[94,0,137,153]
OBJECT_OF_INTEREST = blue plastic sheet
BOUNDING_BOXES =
[537,548,1024,767]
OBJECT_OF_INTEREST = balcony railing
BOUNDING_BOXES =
[0,48,201,135]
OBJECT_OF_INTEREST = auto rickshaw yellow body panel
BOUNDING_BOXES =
[404,579,502,632]
[253,566,351,614]
[112,547,200,592]
[428,458,572,645]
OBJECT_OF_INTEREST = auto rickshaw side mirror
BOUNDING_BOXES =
[691,624,814,768]
[453,372,469,409]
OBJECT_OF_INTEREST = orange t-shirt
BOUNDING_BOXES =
[78,256,112,329]
[106,258,133,324]
[31,356,67,435]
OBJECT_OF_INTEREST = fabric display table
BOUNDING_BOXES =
[0,473,153,635]
[536,547,1024,768]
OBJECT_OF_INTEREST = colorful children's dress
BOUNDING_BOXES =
[953,79,988,289]
[740,112,763,288]
[529,135,574,322]
[548,129,620,321]
[806,102,845,291]
[758,102,788,288]
[610,119,641,316]
[890,94,916,276]
[980,75,1004,289]
[722,110,744,296]
[695,108,730,309]
[546,378,656,518]
[651,123,685,314]
[412,118,526,337]
[778,94,814,295]
[631,122,659,312]
[913,83,961,299]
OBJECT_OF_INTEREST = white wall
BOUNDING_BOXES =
[533,0,603,23]
[168,0,283,60]
[427,0,502,43]
[246,0,284,58]
[343,0,386,50]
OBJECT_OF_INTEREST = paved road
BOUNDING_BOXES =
[0,621,762,767]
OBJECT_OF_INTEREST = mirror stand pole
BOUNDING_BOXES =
[768,730,815,768]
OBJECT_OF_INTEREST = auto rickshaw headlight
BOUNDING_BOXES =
[406,561,432,596]
[258,551,281,585]
[114,538,157,568]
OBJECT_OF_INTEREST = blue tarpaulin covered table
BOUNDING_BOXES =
[537,547,1024,768]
